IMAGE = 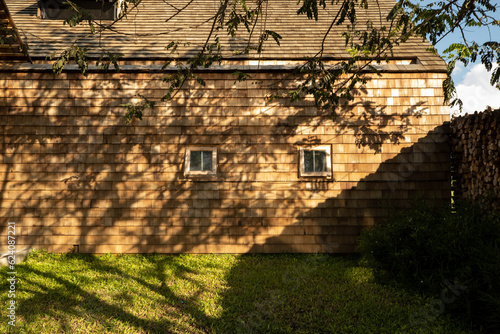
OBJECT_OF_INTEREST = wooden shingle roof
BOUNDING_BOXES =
[4,0,446,71]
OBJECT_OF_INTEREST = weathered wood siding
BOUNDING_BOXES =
[0,69,450,253]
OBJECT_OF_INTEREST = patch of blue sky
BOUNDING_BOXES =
[417,0,500,112]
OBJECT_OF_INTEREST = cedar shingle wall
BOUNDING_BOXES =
[0,70,450,253]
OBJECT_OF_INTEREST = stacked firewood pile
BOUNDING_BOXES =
[451,107,500,211]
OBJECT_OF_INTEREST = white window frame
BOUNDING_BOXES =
[299,145,332,178]
[184,147,218,177]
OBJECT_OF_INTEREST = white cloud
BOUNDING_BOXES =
[452,64,500,115]
[453,61,464,75]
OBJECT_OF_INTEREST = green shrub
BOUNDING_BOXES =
[359,200,500,331]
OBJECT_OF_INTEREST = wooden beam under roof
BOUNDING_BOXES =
[0,0,31,62]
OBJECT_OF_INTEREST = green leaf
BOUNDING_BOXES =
[122,94,156,123]
[490,67,500,90]
[265,30,282,46]
[232,71,252,83]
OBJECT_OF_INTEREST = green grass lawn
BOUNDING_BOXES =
[1,251,477,333]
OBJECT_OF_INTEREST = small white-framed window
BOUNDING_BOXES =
[184,147,218,177]
[299,145,332,178]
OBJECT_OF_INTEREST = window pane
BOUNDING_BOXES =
[303,150,327,173]
[202,151,213,171]
[314,151,326,172]
[304,150,314,172]
[190,151,213,171]
[190,151,202,171]
[39,0,115,20]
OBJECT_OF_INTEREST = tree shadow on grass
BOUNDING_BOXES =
[1,253,219,333]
